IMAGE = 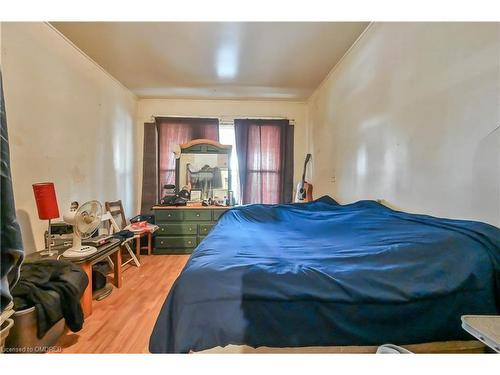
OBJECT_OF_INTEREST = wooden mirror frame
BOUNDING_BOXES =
[175,139,233,197]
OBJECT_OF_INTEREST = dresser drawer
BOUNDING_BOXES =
[157,223,197,235]
[198,224,215,236]
[156,210,183,221]
[184,210,212,221]
[213,209,228,220]
[155,236,197,249]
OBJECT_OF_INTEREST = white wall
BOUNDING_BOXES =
[136,98,308,208]
[308,22,500,226]
[2,23,138,253]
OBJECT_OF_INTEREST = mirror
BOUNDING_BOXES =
[175,139,232,202]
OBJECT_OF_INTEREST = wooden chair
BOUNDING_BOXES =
[105,200,154,261]
[104,200,143,268]
[105,200,127,230]
[101,211,140,268]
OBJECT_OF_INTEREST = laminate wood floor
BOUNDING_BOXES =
[56,254,189,353]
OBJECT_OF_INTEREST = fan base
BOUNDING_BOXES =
[62,245,98,258]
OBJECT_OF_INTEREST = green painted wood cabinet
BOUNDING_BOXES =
[153,206,229,254]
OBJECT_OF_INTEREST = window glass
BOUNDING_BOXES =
[219,123,240,203]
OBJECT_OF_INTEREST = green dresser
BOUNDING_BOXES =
[153,206,230,254]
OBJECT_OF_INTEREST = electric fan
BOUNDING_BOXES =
[62,200,103,258]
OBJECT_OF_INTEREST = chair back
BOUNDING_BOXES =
[105,200,127,230]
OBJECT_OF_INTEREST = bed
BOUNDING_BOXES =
[149,196,500,353]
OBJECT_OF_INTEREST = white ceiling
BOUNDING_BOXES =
[51,22,368,100]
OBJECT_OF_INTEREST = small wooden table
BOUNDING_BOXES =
[462,315,500,353]
[26,239,122,318]
[132,230,153,258]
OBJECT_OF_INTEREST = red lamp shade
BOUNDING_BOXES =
[32,182,60,220]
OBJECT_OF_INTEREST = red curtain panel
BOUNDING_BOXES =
[156,117,219,198]
[235,119,294,204]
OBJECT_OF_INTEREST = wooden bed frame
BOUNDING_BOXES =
[196,340,485,354]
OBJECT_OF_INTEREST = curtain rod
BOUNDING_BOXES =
[151,115,217,120]
[150,115,295,123]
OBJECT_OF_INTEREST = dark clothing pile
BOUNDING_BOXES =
[112,229,135,242]
[11,259,88,338]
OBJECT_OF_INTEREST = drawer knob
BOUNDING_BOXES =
[160,241,164,245]
[196,213,200,217]
[188,241,192,245]
[167,214,171,217]
[189,228,192,231]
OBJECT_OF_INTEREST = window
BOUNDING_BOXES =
[151,117,293,206]
[241,124,283,204]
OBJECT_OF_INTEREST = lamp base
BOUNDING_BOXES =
[40,218,58,257]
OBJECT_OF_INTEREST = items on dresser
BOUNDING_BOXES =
[153,205,229,254]
[161,184,177,201]
[160,187,191,206]
[190,189,202,202]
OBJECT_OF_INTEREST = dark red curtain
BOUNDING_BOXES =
[140,123,157,214]
[156,117,219,198]
[234,119,293,204]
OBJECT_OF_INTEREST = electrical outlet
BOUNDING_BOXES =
[330,176,336,183]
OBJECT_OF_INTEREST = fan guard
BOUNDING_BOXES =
[62,200,103,258]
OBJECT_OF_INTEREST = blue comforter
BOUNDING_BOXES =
[149,197,500,353]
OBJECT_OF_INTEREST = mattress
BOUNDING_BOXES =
[149,196,500,353]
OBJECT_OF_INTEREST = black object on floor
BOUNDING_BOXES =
[92,261,113,301]
[93,284,113,301]
[92,261,110,291]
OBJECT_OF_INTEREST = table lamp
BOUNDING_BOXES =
[33,182,60,256]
